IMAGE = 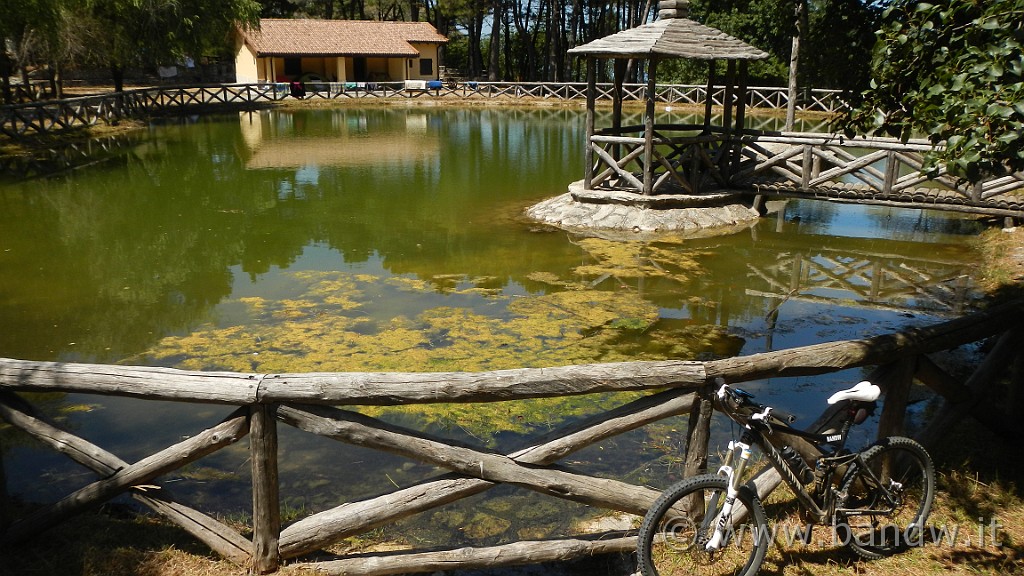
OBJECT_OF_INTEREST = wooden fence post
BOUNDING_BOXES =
[916,328,1024,450]
[251,404,281,574]
[876,357,917,439]
[1012,341,1024,421]
[682,385,713,478]
[0,436,8,532]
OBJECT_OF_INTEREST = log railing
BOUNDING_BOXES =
[588,124,731,195]
[1,83,846,138]
[735,131,1024,218]
[1,301,1022,574]
[744,237,976,315]
[583,126,1024,217]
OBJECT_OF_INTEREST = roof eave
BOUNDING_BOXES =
[567,49,768,60]
[257,51,422,58]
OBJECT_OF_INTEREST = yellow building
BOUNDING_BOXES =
[234,19,448,84]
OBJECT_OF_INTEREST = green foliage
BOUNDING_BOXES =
[658,0,879,89]
[443,33,472,75]
[0,0,68,101]
[802,0,883,93]
[658,0,792,85]
[839,0,1024,181]
[0,0,260,93]
[85,0,261,67]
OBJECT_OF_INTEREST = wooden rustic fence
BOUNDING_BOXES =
[744,233,976,315]
[1,300,1022,574]
[0,82,845,138]
[583,124,1024,218]
[735,132,1024,218]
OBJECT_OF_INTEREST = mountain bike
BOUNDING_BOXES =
[637,379,935,576]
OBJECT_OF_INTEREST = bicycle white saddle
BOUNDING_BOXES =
[827,381,880,404]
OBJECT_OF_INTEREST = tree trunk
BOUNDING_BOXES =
[502,10,513,80]
[785,0,806,131]
[111,64,125,93]
[47,63,63,100]
[0,54,13,104]
[488,0,502,81]
[472,10,485,77]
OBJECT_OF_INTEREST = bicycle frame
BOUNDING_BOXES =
[715,426,840,528]
[705,383,903,550]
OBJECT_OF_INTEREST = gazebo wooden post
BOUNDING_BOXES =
[643,58,658,196]
[721,59,737,176]
[613,58,627,177]
[584,57,596,190]
[731,60,749,179]
[722,59,736,139]
[703,60,716,131]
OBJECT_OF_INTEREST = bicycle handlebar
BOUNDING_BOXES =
[715,382,798,425]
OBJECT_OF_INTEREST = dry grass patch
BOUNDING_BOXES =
[752,416,1024,576]
[973,225,1024,299]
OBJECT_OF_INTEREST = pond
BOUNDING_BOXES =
[0,105,985,551]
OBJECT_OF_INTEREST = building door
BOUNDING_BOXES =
[354,57,367,81]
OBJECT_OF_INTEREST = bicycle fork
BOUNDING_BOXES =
[706,438,754,552]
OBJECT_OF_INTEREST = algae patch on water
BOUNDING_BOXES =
[144,239,727,373]
[141,239,738,439]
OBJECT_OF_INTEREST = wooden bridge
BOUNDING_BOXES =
[584,124,1024,221]
[1,301,1021,574]
[744,228,975,315]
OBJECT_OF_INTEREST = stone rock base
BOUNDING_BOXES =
[525,181,761,237]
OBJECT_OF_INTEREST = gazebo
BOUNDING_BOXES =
[567,0,768,200]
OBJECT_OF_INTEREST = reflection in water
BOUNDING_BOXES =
[239,110,441,169]
[0,107,985,548]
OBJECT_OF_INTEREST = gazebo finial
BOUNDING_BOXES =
[658,0,690,19]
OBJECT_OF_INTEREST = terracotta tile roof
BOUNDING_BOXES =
[242,19,447,58]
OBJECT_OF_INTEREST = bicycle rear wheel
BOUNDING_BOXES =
[637,474,769,576]
[836,436,935,559]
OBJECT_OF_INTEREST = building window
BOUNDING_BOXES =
[419,58,433,76]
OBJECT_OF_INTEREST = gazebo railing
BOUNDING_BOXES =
[587,124,733,195]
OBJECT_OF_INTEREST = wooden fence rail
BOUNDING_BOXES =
[735,132,1024,218]
[1,83,846,138]
[583,125,1024,217]
[1,300,1022,574]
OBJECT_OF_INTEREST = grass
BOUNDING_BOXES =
[752,417,1024,576]
[972,226,1024,302]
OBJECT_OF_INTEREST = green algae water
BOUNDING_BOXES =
[0,106,985,549]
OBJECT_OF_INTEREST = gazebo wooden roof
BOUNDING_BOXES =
[568,0,770,197]
[567,1,768,61]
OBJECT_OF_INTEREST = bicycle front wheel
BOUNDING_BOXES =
[837,436,935,559]
[637,474,769,576]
